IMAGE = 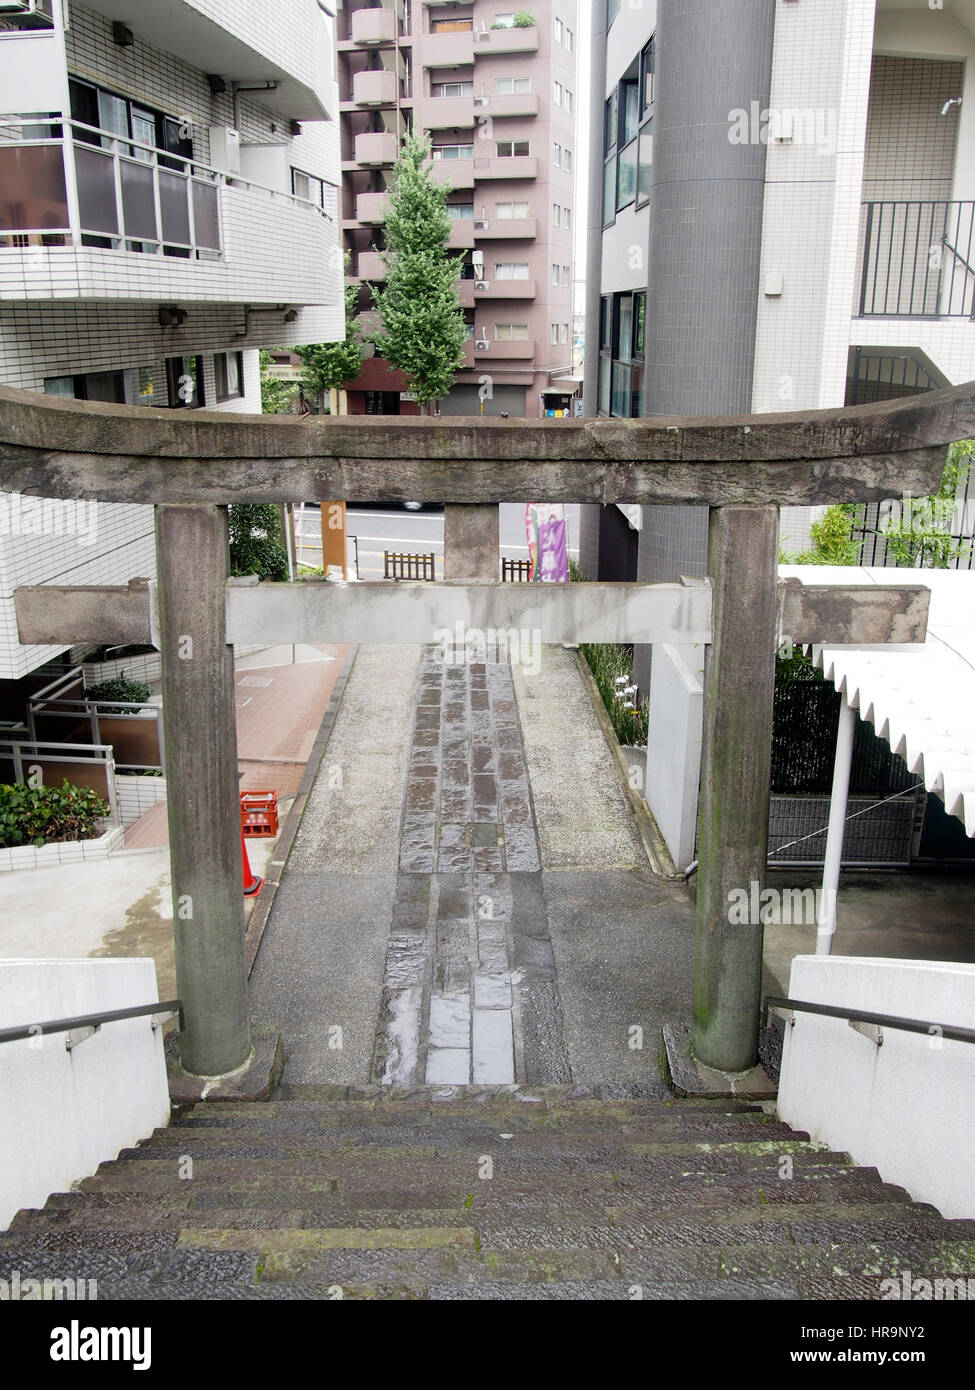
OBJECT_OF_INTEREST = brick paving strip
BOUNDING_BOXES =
[373,647,573,1086]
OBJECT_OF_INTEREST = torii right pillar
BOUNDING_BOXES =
[692,504,780,1073]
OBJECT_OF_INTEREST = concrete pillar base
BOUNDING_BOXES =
[662,1022,777,1101]
[165,1026,285,1104]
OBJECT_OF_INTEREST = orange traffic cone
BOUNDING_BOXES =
[241,827,264,897]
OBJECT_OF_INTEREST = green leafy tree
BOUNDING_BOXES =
[259,348,298,415]
[296,254,365,407]
[781,504,858,566]
[369,132,467,410]
[876,439,974,568]
[228,503,289,581]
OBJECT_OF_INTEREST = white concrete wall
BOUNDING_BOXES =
[645,641,703,872]
[778,954,975,1220]
[0,957,171,1230]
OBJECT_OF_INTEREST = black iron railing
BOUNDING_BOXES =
[858,200,975,319]
[501,557,532,581]
[0,1000,183,1049]
[765,995,975,1046]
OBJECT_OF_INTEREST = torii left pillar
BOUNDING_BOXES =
[155,504,253,1081]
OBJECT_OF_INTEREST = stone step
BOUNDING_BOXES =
[177,1098,767,1123]
[271,1086,767,1111]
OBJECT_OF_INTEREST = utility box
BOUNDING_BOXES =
[209,124,241,174]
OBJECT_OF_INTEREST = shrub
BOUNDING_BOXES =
[0,779,111,849]
[580,641,649,746]
[228,503,290,581]
[84,675,151,707]
[513,12,536,25]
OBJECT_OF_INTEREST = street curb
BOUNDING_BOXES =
[572,648,681,880]
[244,644,359,976]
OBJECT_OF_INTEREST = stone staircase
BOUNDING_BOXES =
[4,1087,974,1300]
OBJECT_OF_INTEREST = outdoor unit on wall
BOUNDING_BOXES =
[475,280,489,291]
[474,219,489,231]
[209,125,241,175]
[475,339,490,350]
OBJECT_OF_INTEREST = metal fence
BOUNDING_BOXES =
[858,200,975,319]
[502,557,532,581]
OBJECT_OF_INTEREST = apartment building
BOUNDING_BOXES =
[0,0,342,692]
[581,0,975,690]
[338,0,579,417]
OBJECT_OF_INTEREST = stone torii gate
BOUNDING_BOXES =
[1,383,972,1089]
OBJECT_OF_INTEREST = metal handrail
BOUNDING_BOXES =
[0,999,183,1047]
[764,994,975,1046]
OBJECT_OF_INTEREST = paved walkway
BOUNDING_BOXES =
[250,643,698,1091]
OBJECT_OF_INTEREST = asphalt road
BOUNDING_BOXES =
[296,504,581,580]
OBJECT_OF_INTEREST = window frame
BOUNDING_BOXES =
[214,350,244,403]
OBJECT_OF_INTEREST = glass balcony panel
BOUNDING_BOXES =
[120,159,157,242]
[0,143,68,233]
[159,170,190,245]
[75,145,118,236]
[192,180,220,250]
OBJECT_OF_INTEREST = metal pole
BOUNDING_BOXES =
[816,693,855,955]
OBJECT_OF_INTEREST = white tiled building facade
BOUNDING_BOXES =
[0,0,343,681]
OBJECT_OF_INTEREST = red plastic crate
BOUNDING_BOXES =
[240,790,279,838]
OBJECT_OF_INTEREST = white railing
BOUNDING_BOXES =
[0,116,333,258]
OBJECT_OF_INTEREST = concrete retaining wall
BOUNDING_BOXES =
[645,642,704,872]
[778,955,975,1219]
[0,958,171,1230]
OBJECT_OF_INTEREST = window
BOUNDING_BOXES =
[617,137,637,211]
[495,76,532,94]
[447,203,475,219]
[564,207,571,230]
[292,168,326,207]
[553,142,561,167]
[165,355,205,409]
[215,351,244,402]
[563,148,572,171]
[564,90,573,114]
[437,81,474,98]
[637,123,653,205]
[552,203,560,227]
[431,16,473,31]
[493,12,515,27]
[565,27,573,50]
[599,291,646,418]
[621,78,640,144]
[495,323,529,339]
[496,140,529,157]
[495,262,529,279]
[495,201,530,218]
[555,17,563,43]
[552,263,560,286]
[602,157,617,226]
[604,91,618,155]
[560,323,568,344]
[554,81,562,107]
[550,323,559,345]
[433,143,475,159]
[641,37,656,116]
[562,265,570,287]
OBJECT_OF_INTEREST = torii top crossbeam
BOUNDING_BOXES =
[1,382,974,506]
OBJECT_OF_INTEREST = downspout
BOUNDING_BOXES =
[581,0,607,417]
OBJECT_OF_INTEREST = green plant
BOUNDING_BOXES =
[513,11,536,25]
[228,503,289,581]
[0,779,111,849]
[580,641,649,746]
[296,253,365,405]
[875,439,974,568]
[368,132,467,409]
[84,675,150,707]
[259,349,298,415]
[781,503,858,566]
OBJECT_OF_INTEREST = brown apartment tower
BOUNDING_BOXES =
[338,0,579,417]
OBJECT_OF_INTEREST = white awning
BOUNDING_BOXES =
[779,566,975,837]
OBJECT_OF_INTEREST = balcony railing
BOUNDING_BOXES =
[857,200,975,320]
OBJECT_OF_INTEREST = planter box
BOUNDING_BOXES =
[115,774,167,827]
[0,821,124,874]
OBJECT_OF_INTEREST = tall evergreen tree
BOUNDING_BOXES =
[369,132,467,410]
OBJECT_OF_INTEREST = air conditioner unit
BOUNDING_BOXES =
[474,280,489,291]
[474,339,490,351]
[474,96,488,108]
[473,220,489,231]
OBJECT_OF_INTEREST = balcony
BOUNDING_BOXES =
[474,279,536,299]
[352,69,399,107]
[356,191,389,223]
[474,218,537,239]
[351,8,398,45]
[357,250,387,280]
[474,338,535,358]
[474,92,539,120]
[82,0,334,120]
[354,131,400,165]
[421,96,476,130]
[857,201,975,320]
[430,158,474,189]
[421,31,474,68]
[473,25,538,56]
[448,219,475,249]
[473,156,538,180]
[0,120,339,307]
